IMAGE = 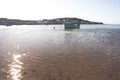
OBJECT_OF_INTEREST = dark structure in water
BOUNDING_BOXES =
[64,22,80,29]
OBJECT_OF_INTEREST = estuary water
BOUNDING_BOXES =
[0,24,120,80]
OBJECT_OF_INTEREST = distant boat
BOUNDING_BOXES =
[63,22,80,29]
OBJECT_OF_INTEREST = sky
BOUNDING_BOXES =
[0,0,120,24]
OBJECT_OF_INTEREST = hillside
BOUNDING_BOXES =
[0,17,103,26]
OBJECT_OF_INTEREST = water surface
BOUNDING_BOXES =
[0,25,120,80]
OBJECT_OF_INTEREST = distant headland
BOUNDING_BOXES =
[0,17,103,26]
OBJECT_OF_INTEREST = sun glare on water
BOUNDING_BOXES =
[9,54,23,80]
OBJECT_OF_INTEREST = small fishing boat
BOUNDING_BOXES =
[63,22,80,29]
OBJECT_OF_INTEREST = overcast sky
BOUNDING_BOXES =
[0,0,120,24]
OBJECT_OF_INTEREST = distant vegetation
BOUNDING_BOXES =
[0,17,103,26]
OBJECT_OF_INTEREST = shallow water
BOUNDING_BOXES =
[0,25,120,80]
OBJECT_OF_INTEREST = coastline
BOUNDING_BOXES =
[0,17,103,26]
